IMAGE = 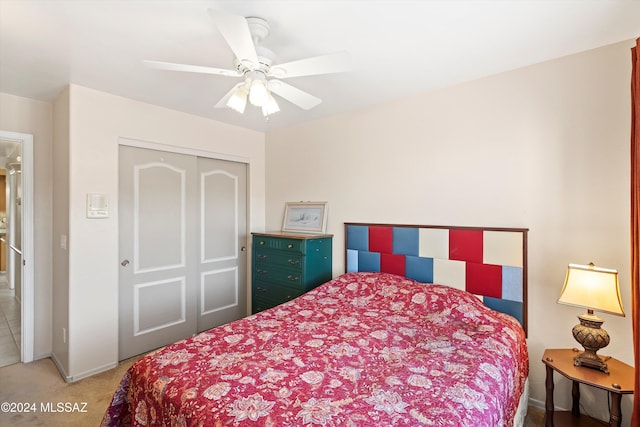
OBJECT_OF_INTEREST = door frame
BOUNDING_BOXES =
[0,130,34,363]
[119,138,251,165]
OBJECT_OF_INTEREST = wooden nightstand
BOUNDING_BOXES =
[542,348,634,427]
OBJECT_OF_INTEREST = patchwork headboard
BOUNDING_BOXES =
[345,223,528,335]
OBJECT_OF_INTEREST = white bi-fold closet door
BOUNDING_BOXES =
[118,144,247,360]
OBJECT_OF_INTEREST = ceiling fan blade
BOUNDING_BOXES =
[214,82,244,109]
[269,51,351,78]
[208,9,258,67]
[143,60,240,77]
[268,80,321,110]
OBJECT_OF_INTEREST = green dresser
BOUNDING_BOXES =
[252,232,332,314]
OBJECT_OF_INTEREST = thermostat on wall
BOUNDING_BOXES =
[87,193,109,218]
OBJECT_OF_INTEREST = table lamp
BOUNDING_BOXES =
[557,263,625,373]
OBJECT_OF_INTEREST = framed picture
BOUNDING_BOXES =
[282,202,328,234]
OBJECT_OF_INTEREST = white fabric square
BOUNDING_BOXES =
[419,228,449,259]
[483,231,523,268]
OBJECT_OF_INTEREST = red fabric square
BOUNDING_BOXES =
[449,229,483,263]
[369,226,393,254]
[466,263,502,298]
[381,253,406,277]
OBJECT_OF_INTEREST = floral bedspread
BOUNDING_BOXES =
[101,272,528,427]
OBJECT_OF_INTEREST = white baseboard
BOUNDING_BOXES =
[68,361,118,383]
[528,396,569,412]
[36,352,118,383]
[33,351,51,361]
[50,352,71,382]
[528,397,544,409]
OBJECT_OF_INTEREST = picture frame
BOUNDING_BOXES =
[282,201,328,234]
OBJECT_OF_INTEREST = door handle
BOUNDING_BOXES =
[121,259,130,266]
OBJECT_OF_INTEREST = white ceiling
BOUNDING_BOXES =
[1,0,639,132]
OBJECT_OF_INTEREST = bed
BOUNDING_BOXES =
[102,223,529,427]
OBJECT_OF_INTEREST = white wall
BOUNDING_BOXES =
[0,92,53,360]
[51,87,70,374]
[265,40,634,424]
[53,85,265,380]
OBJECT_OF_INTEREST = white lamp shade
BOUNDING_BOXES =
[557,263,625,316]
[226,87,247,113]
[249,79,268,107]
[262,94,280,116]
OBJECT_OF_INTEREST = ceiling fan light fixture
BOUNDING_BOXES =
[226,86,248,113]
[262,93,280,117]
[249,79,268,107]
[247,72,268,107]
[147,12,350,120]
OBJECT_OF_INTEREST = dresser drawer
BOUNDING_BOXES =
[254,236,304,253]
[252,295,296,313]
[254,250,303,270]
[254,281,303,300]
[252,297,279,314]
[251,282,304,313]
[254,265,303,286]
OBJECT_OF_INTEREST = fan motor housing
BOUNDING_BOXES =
[234,46,274,74]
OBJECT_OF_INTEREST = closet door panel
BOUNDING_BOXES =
[197,157,247,333]
[118,146,198,360]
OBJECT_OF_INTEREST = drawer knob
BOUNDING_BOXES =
[259,241,265,245]
[288,259,300,265]
[258,254,267,260]
[287,275,299,281]
[287,244,293,249]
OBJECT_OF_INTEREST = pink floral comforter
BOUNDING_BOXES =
[102,272,528,427]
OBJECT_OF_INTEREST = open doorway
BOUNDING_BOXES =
[0,139,21,367]
[0,130,33,367]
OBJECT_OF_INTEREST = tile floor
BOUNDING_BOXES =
[0,272,20,367]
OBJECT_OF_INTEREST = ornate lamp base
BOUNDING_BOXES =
[573,349,609,374]
[572,310,610,374]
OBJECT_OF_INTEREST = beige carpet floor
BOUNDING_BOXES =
[0,356,141,426]
[0,356,545,426]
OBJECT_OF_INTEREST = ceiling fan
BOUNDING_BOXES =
[144,10,350,117]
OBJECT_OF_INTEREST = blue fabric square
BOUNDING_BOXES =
[393,227,419,256]
[347,225,369,251]
[484,297,523,327]
[406,256,434,283]
[502,266,523,302]
[358,251,380,272]
[346,249,359,272]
